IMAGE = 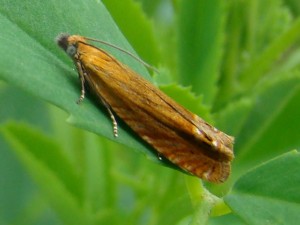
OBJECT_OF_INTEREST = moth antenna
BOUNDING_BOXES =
[85,37,159,73]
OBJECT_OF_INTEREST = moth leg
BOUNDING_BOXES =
[98,97,118,137]
[75,59,86,104]
[74,58,118,137]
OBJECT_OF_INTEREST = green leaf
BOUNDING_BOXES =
[286,0,300,15]
[234,72,300,174]
[241,0,292,56]
[102,0,161,66]
[214,98,253,137]
[0,0,154,157]
[215,0,294,109]
[225,151,300,225]
[0,83,51,129]
[209,214,246,225]
[177,0,225,105]
[239,17,300,89]
[1,122,86,225]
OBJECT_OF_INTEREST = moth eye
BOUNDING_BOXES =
[66,45,77,57]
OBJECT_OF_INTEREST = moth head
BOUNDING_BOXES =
[56,33,78,57]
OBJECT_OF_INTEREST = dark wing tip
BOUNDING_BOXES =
[55,33,70,51]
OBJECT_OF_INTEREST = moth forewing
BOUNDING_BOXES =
[56,33,234,183]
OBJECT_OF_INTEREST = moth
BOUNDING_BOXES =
[56,34,234,183]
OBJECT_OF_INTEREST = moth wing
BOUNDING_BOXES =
[79,44,233,182]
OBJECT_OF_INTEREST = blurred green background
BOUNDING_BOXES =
[0,0,300,225]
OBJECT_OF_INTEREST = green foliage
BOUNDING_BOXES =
[0,0,300,225]
[102,0,162,66]
[177,0,225,104]
[225,151,300,224]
